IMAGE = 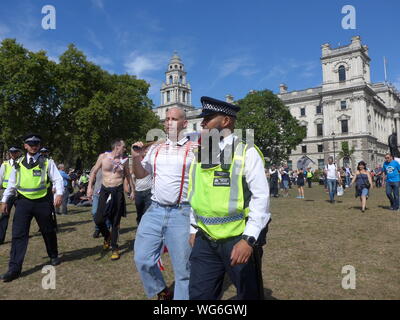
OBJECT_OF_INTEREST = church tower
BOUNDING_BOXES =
[160,52,192,106]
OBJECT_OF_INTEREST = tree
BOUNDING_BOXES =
[338,141,355,166]
[0,39,162,167]
[236,90,306,164]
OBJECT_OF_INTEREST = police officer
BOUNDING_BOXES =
[0,134,64,282]
[188,96,271,300]
[0,147,22,244]
[40,147,50,159]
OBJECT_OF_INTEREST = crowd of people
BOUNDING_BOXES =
[0,95,399,301]
[265,154,400,212]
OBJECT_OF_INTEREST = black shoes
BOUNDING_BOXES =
[50,257,61,266]
[0,270,21,282]
[93,230,101,238]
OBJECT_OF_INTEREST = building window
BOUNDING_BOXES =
[316,105,322,114]
[302,145,307,153]
[183,91,186,102]
[174,65,178,69]
[338,65,346,82]
[318,159,325,169]
[316,124,323,137]
[318,144,323,153]
[193,123,197,131]
[167,91,170,102]
[169,75,173,84]
[179,75,183,83]
[300,107,306,116]
[287,160,292,170]
[341,119,348,133]
[341,101,347,110]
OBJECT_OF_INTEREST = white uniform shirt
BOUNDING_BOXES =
[1,153,64,202]
[190,134,271,240]
[141,137,197,205]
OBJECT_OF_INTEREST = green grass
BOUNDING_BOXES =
[0,184,399,300]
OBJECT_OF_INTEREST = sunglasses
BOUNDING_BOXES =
[27,142,40,146]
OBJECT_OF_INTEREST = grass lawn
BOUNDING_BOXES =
[0,184,399,300]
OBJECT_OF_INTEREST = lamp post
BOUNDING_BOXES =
[331,132,336,164]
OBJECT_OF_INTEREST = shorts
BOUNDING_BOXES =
[361,188,369,197]
[283,180,289,189]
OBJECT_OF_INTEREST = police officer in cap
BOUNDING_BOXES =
[40,147,50,159]
[0,134,64,282]
[0,147,22,244]
[187,96,271,300]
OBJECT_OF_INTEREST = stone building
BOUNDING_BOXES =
[278,36,400,170]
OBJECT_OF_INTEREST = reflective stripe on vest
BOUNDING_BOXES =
[2,161,12,188]
[15,158,49,199]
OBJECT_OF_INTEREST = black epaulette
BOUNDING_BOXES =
[37,155,46,170]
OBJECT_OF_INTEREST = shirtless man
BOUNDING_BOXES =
[87,139,135,260]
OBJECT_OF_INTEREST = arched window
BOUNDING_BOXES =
[169,75,173,84]
[338,65,346,82]
[179,75,183,83]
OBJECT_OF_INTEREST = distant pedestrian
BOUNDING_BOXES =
[324,157,342,203]
[382,153,400,211]
[269,165,280,198]
[55,164,70,215]
[296,169,305,199]
[306,168,313,188]
[280,165,289,197]
[351,161,373,212]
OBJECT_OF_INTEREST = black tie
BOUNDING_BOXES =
[29,157,34,166]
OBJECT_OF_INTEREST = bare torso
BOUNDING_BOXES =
[100,152,127,188]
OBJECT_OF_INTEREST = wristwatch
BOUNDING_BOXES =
[241,235,256,247]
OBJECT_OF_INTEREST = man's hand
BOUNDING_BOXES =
[129,191,135,201]
[87,188,93,198]
[189,233,196,248]
[54,195,62,208]
[1,202,9,215]
[230,239,253,266]
[131,141,144,159]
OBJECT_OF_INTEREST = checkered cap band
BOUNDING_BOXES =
[202,102,237,117]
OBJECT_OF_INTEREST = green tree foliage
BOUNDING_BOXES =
[0,39,161,167]
[236,90,306,164]
[338,141,355,163]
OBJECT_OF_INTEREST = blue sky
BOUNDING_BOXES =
[0,0,399,108]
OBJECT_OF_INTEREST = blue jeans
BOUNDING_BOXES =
[91,194,111,231]
[345,176,351,187]
[133,201,191,300]
[327,179,337,201]
[386,181,400,210]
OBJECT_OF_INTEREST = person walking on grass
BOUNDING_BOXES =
[350,161,373,212]
[324,157,342,204]
[296,169,305,199]
[382,153,400,211]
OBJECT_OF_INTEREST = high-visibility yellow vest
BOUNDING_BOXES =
[80,175,89,184]
[306,171,313,178]
[188,142,264,240]
[15,157,50,199]
[2,161,13,188]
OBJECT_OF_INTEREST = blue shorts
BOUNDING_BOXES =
[361,188,369,197]
[283,180,289,189]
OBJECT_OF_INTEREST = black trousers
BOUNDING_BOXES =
[307,178,312,188]
[94,184,126,250]
[0,195,16,243]
[9,196,58,273]
[134,189,152,225]
[189,232,262,300]
[270,180,278,197]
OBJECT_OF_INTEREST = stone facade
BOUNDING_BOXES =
[278,36,400,170]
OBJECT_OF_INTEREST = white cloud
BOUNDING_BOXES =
[87,55,113,66]
[217,56,259,79]
[124,51,168,77]
[91,0,104,9]
[0,23,10,39]
[87,29,103,50]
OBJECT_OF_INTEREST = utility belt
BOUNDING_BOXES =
[193,218,271,247]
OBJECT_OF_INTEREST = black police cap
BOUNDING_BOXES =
[40,147,49,153]
[23,134,42,144]
[9,147,21,152]
[200,96,241,118]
